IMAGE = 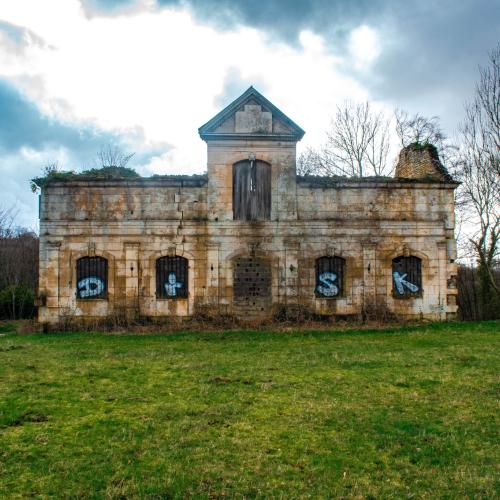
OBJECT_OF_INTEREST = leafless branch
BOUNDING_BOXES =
[455,45,500,309]
[394,109,445,147]
[95,144,135,168]
[299,100,392,177]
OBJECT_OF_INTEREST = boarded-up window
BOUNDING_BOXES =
[392,256,422,298]
[233,160,271,220]
[76,256,107,299]
[315,256,345,297]
[156,256,188,299]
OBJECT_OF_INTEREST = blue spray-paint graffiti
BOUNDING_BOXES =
[164,272,183,297]
[77,276,105,298]
[316,272,339,297]
[393,272,419,295]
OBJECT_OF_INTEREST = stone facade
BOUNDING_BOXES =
[38,87,459,324]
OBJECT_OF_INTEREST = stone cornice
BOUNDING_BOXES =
[199,132,301,142]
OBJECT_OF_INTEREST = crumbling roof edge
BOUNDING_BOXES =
[296,175,460,188]
[39,174,208,188]
[398,143,455,182]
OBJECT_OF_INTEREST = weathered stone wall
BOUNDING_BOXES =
[38,176,458,324]
[297,179,455,223]
[40,178,207,222]
[37,87,458,324]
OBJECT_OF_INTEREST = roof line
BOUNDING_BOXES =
[198,86,305,140]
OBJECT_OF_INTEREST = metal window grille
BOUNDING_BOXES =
[76,256,108,299]
[156,256,188,299]
[392,256,422,298]
[315,256,345,297]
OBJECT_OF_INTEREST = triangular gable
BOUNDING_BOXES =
[198,86,305,142]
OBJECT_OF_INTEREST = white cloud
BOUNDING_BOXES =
[0,0,393,228]
[0,0,377,161]
[348,24,381,71]
[0,146,68,230]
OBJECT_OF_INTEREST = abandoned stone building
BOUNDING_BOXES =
[37,87,459,324]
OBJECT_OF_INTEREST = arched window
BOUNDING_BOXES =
[392,256,422,298]
[76,256,108,299]
[233,159,271,220]
[315,256,345,297]
[156,256,188,299]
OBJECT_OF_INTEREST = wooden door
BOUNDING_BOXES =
[233,160,271,220]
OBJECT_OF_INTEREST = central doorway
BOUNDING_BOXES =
[233,257,272,316]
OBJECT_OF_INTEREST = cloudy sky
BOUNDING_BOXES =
[0,0,498,229]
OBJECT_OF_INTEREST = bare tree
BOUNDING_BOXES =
[365,114,391,176]
[322,100,391,177]
[475,44,500,173]
[456,45,500,318]
[0,206,38,319]
[298,101,392,178]
[394,109,445,147]
[0,206,15,238]
[95,144,135,168]
[394,108,458,165]
[297,147,324,176]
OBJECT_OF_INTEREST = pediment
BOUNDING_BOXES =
[199,87,304,142]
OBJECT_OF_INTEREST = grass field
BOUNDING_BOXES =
[0,321,498,498]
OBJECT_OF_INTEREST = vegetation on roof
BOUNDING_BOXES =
[30,166,140,191]
[401,142,454,182]
[30,167,208,192]
[406,141,436,151]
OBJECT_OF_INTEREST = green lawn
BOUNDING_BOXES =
[0,322,498,498]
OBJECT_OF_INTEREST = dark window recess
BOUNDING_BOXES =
[392,256,422,298]
[76,256,108,299]
[233,159,271,220]
[315,256,345,297]
[156,256,188,299]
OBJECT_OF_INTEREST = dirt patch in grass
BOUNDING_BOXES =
[4,411,50,427]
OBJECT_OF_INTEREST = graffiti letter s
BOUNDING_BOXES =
[316,272,339,297]
[78,277,105,298]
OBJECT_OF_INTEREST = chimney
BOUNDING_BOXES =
[395,143,452,182]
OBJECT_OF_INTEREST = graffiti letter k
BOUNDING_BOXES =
[393,272,419,295]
